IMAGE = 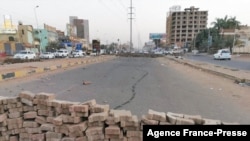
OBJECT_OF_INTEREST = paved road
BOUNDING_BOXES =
[184,54,250,71]
[1,57,250,123]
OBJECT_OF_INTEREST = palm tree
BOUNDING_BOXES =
[211,15,240,30]
[228,16,241,29]
[211,16,241,53]
[211,15,229,31]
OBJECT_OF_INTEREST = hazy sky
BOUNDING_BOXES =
[0,0,249,48]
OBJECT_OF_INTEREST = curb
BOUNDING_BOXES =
[165,56,250,83]
[0,56,114,81]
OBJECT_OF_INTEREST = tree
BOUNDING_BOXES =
[211,17,226,31]
[211,15,241,30]
[198,15,242,53]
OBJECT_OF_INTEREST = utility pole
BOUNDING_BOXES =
[128,0,135,52]
[34,5,41,54]
[207,29,211,53]
[232,24,237,55]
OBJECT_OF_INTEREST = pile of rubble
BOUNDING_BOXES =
[117,53,163,58]
[0,91,236,141]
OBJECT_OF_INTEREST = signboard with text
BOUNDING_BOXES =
[149,33,167,40]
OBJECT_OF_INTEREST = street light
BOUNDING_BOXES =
[34,5,41,54]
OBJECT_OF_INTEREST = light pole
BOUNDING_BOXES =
[34,6,39,29]
[34,5,41,54]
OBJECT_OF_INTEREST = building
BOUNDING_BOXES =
[17,23,35,52]
[0,15,18,42]
[68,16,89,42]
[83,20,89,43]
[0,16,34,55]
[67,16,90,50]
[166,6,208,48]
[233,25,250,53]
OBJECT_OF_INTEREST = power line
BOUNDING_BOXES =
[117,0,128,12]
[98,0,126,18]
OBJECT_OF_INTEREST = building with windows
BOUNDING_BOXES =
[67,16,90,50]
[166,6,208,48]
[68,16,89,42]
[0,16,32,55]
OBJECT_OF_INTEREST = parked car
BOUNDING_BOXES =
[71,50,85,58]
[55,49,69,58]
[154,51,164,55]
[40,52,55,59]
[213,49,231,60]
[13,50,37,59]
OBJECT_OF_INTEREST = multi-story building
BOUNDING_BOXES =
[68,16,90,50]
[68,16,89,42]
[166,6,208,48]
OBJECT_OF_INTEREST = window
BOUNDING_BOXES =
[9,36,15,41]
[22,30,24,35]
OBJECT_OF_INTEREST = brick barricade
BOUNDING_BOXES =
[0,91,238,141]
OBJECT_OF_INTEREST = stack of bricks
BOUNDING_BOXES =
[0,91,239,141]
[109,109,142,141]
[141,109,229,125]
[87,102,109,141]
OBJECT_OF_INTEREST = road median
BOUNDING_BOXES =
[0,55,115,82]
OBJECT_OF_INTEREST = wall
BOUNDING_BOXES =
[0,91,237,141]
[0,42,17,55]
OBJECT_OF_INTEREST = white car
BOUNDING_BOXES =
[40,52,55,59]
[154,51,164,55]
[13,50,37,59]
[214,49,231,60]
[55,49,69,58]
[71,50,85,58]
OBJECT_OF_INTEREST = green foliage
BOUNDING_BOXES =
[211,15,241,30]
[194,15,241,53]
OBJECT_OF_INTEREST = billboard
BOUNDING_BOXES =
[92,39,100,53]
[149,33,167,40]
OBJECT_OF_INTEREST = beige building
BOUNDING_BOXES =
[166,6,208,47]
[17,24,34,46]
[233,26,250,53]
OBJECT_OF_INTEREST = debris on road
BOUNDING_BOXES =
[83,80,92,85]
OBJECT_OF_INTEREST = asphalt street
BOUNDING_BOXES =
[185,54,250,71]
[1,56,250,123]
